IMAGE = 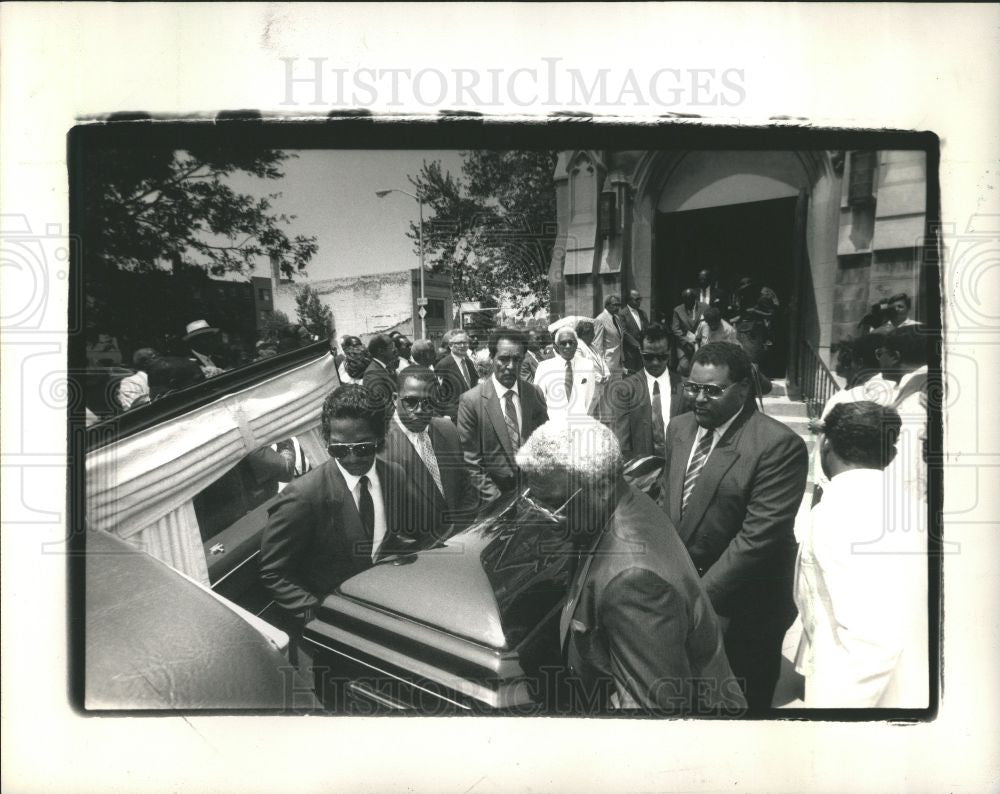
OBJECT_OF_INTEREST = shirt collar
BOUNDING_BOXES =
[335,459,377,492]
[393,410,429,440]
[492,374,519,397]
[697,408,740,442]
[644,368,672,393]
[371,357,387,369]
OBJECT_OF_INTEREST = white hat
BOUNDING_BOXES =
[183,319,219,340]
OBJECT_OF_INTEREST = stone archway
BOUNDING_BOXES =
[628,149,839,378]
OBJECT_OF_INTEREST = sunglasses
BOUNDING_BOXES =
[399,396,434,411]
[327,439,384,459]
[682,381,736,399]
[642,352,671,362]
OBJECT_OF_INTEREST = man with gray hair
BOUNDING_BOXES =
[516,418,745,714]
[531,326,597,421]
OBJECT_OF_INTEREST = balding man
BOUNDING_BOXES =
[671,289,707,376]
[517,418,745,714]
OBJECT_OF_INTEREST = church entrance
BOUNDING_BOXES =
[654,196,798,377]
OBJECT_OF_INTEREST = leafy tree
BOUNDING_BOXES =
[82,146,318,280]
[295,285,334,339]
[406,152,557,319]
[260,309,293,341]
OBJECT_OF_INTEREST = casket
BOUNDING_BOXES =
[302,493,577,713]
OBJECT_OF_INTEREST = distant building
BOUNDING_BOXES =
[547,149,933,387]
[271,261,455,344]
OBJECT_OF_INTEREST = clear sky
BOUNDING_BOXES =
[228,149,467,281]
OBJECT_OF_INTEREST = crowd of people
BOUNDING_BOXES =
[255,297,932,713]
[87,283,930,712]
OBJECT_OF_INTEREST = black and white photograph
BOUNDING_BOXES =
[73,125,941,717]
[2,4,998,793]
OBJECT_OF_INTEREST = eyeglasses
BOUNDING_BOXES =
[682,381,735,399]
[327,439,384,458]
[642,352,670,362]
[399,396,434,411]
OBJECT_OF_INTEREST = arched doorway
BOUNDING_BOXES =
[631,150,829,380]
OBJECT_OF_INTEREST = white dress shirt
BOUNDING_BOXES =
[684,409,740,471]
[116,370,149,409]
[644,369,674,433]
[492,374,522,431]
[452,353,472,386]
[794,468,928,707]
[334,459,387,561]
[533,354,595,420]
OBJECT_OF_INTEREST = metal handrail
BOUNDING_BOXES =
[798,338,840,419]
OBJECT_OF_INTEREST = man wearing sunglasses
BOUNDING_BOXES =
[659,342,808,711]
[608,323,685,463]
[259,384,414,631]
[383,367,476,539]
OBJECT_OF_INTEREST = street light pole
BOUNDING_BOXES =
[376,187,426,339]
[417,195,425,339]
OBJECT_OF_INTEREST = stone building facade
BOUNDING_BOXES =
[272,265,455,344]
[547,148,932,385]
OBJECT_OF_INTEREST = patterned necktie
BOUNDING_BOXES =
[651,381,666,458]
[682,430,715,515]
[415,431,444,496]
[564,359,574,400]
[358,474,375,539]
[503,390,520,451]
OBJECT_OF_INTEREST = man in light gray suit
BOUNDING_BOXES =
[592,294,625,377]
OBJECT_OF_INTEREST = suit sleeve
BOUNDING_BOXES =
[612,392,634,461]
[601,568,693,711]
[592,319,607,358]
[701,431,808,615]
[669,310,685,342]
[804,524,904,707]
[259,488,322,621]
[456,392,502,507]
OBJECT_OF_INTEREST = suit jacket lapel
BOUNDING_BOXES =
[483,378,515,463]
[668,418,696,529]
[668,369,686,417]
[676,409,751,543]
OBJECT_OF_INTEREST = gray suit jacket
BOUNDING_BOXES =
[659,407,808,627]
[457,377,549,506]
[561,484,746,713]
[592,309,624,374]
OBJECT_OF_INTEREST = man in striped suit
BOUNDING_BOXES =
[659,342,807,711]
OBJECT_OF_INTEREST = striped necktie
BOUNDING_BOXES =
[503,390,521,451]
[681,430,715,515]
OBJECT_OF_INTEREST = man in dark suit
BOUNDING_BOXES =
[620,289,649,374]
[659,342,808,710]
[607,323,686,463]
[670,289,708,376]
[457,327,549,508]
[435,328,478,421]
[362,333,399,421]
[519,329,544,384]
[516,418,746,714]
[383,366,476,539]
[259,384,417,629]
